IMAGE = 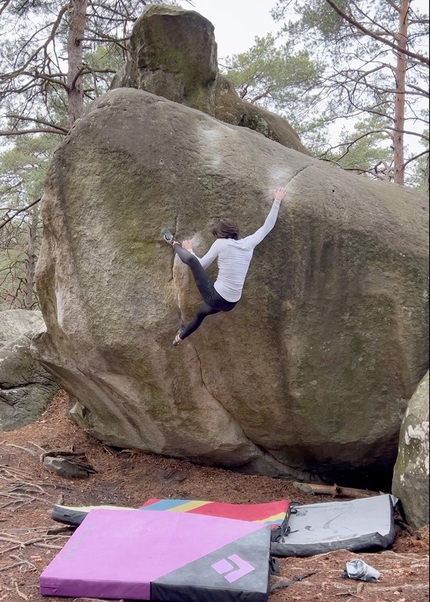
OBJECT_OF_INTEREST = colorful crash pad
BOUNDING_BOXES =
[40,508,272,602]
[50,499,290,530]
[140,498,290,530]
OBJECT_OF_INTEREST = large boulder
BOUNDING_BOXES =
[392,372,429,529]
[110,4,308,155]
[0,310,59,431]
[31,88,429,486]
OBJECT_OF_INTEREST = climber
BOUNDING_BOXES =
[162,186,287,346]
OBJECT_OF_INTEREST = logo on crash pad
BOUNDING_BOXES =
[212,554,255,583]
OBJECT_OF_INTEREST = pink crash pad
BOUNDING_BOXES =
[40,508,271,601]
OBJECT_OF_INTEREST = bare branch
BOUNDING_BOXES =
[403,149,430,169]
[324,0,430,66]
[250,90,273,103]
[6,115,69,133]
[71,66,86,91]
[0,0,13,16]
[30,71,69,90]
[4,5,70,79]
[385,0,401,13]
[0,128,66,137]
[0,198,41,230]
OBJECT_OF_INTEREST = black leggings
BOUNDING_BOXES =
[174,244,237,340]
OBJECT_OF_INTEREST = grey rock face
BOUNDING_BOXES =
[32,88,428,485]
[110,4,308,155]
[0,310,59,431]
[392,372,429,529]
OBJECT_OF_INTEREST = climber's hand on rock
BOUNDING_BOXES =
[273,187,286,202]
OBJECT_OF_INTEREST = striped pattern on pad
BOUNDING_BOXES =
[140,499,289,528]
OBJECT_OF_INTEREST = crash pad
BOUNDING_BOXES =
[270,494,397,557]
[50,503,134,526]
[50,499,290,531]
[48,495,396,560]
[140,498,290,530]
[40,508,272,602]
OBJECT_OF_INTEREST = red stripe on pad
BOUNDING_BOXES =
[141,498,289,525]
[188,501,288,522]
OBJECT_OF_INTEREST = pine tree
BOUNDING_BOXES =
[271,0,429,186]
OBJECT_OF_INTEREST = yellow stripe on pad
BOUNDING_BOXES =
[168,500,209,513]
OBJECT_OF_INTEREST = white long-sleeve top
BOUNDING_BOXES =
[195,200,281,302]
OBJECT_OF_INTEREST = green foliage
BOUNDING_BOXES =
[226,34,321,105]
[405,122,429,191]
[284,0,347,41]
[323,115,394,177]
[0,134,56,310]
[83,44,125,97]
[224,34,332,152]
[0,135,57,201]
[274,0,401,48]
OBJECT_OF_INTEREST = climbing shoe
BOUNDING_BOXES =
[162,228,176,245]
[172,326,185,346]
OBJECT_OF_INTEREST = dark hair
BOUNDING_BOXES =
[212,218,239,240]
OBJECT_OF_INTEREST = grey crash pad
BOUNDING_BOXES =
[271,494,397,557]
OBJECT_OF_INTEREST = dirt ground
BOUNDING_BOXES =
[0,391,428,602]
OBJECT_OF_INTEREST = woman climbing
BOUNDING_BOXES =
[162,186,286,345]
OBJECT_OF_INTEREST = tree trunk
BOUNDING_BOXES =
[393,0,409,186]
[425,154,429,194]
[67,0,88,128]
[292,481,381,499]
[24,205,39,309]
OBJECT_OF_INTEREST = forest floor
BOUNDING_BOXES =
[0,391,428,602]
